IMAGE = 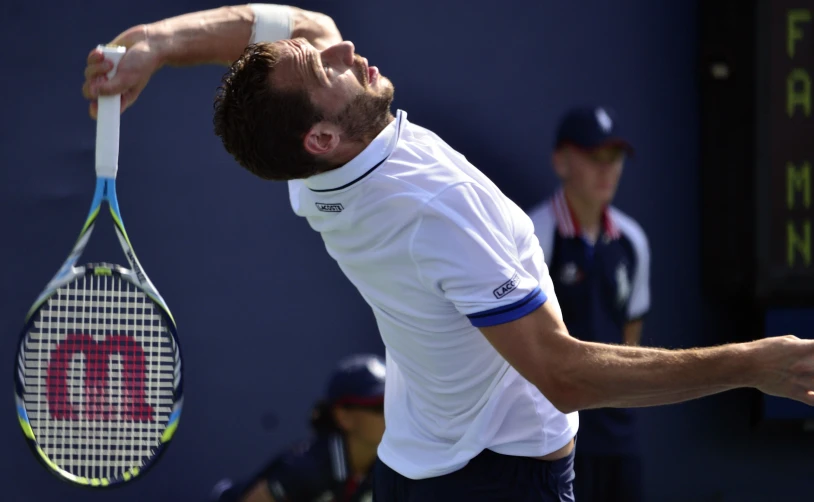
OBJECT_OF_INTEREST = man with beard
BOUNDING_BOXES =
[83,4,814,502]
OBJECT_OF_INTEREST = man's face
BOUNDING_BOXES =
[554,144,626,206]
[272,38,395,141]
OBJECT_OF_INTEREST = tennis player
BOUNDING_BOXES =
[210,354,384,502]
[82,4,814,501]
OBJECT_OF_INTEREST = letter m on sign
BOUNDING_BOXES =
[46,333,154,422]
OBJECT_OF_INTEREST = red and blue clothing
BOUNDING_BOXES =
[528,188,650,500]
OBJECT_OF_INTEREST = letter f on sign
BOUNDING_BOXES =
[788,9,811,59]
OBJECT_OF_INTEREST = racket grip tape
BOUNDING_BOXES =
[95,45,126,179]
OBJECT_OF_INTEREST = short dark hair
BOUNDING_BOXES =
[213,42,334,181]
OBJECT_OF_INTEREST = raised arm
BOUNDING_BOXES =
[82,3,342,117]
[479,300,814,413]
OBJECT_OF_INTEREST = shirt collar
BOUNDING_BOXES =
[304,110,406,193]
[552,187,619,240]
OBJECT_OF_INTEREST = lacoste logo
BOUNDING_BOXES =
[493,272,520,299]
[315,202,344,213]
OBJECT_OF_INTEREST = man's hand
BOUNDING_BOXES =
[80,5,343,119]
[80,5,260,119]
[82,25,162,119]
[753,335,814,405]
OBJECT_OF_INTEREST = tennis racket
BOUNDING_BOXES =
[14,44,183,488]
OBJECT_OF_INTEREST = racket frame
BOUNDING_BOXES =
[14,44,183,488]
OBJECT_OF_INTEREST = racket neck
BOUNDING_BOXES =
[30,178,111,313]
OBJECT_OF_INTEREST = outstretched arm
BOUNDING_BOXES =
[82,4,342,117]
[479,301,814,413]
[405,181,814,415]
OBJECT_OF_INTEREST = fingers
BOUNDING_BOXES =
[82,54,113,100]
[87,47,104,64]
[84,48,117,119]
[84,60,113,80]
[85,74,129,99]
[82,76,104,100]
[82,75,115,100]
[84,47,129,98]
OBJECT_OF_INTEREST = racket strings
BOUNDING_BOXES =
[23,271,176,480]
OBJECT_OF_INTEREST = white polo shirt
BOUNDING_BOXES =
[288,110,579,480]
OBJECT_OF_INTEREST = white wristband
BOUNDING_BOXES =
[249,4,293,44]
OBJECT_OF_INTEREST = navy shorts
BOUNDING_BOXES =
[373,448,576,502]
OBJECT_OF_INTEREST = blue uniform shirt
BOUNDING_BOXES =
[528,189,651,456]
[215,432,373,502]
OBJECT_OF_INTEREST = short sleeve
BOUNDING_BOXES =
[409,183,547,328]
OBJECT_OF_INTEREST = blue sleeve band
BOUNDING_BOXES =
[467,287,547,327]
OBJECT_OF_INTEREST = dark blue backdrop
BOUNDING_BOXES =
[1,1,812,501]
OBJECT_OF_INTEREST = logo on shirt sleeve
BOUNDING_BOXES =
[493,272,520,299]
[315,202,344,213]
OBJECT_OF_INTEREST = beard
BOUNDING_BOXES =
[330,80,396,143]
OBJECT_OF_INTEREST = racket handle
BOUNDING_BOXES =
[95,45,126,179]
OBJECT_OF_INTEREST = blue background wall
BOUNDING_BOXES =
[1,1,812,501]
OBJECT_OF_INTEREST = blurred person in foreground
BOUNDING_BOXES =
[211,354,385,502]
[527,106,649,502]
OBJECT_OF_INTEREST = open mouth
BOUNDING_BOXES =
[357,57,378,87]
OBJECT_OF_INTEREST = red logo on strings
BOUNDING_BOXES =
[46,334,154,421]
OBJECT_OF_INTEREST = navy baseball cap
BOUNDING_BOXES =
[554,106,634,154]
[326,354,386,407]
